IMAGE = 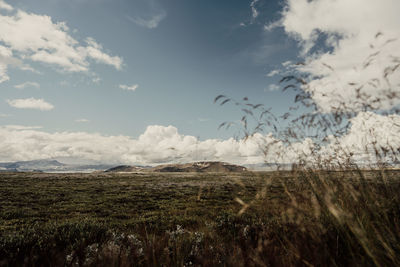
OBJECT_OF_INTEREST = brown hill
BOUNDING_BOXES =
[104,165,146,172]
[150,161,247,173]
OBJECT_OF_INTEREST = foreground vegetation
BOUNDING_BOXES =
[0,170,400,266]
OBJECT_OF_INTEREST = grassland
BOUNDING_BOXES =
[1,170,400,266]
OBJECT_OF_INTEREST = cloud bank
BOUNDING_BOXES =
[0,124,271,164]
[0,113,399,165]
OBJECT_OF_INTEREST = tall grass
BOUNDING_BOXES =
[212,34,400,266]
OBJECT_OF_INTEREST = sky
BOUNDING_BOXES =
[0,0,399,165]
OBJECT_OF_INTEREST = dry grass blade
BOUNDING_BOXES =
[214,95,226,103]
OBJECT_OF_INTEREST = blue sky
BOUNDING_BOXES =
[0,0,399,165]
[0,0,299,139]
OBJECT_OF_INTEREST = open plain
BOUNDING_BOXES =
[1,170,400,266]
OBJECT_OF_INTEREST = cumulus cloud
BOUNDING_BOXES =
[0,1,123,83]
[0,124,276,164]
[274,0,400,113]
[250,0,400,167]
[310,112,400,167]
[7,98,54,111]
[1,117,397,166]
[14,81,40,89]
[120,84,139,91]
[127,11,166,29]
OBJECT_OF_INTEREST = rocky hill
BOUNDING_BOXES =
[150,161,247,173]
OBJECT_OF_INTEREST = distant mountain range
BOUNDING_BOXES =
[3,159,395,173]
[0,160,114,173]
[0,160,248,173]
[105,161,247,173]
[103,162,299,173]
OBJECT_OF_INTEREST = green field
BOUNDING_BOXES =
[1,170,400,266]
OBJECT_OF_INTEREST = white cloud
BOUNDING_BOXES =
[267,69,280,77]
[75,118,89,123]
[127,11,166,29]
[266,84,280,91]
[248,1,400,167]
[0,63,8,83]
[250,0,259,19]
[0,0,12,11]
[264,20,281,32]
[120,84,139,91]
[0,2,123,83]
[319,112,400,165]
[0,44,12,82]
[276,0,400,113]
[84,38,123,70]
[14,81,40,89]
[7,97,54,111]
